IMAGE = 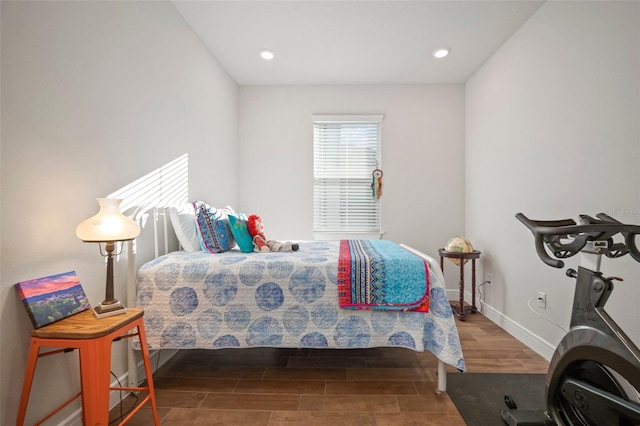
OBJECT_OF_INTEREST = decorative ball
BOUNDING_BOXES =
[444,236,474,265]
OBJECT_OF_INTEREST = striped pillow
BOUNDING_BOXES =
[193,201,235,253]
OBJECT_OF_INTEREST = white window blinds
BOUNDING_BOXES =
[313,115,383,236]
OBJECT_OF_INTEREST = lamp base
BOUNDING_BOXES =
[93,300,127,319]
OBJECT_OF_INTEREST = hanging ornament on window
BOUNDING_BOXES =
[371,168,383,199]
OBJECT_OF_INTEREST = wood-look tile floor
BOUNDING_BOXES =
[111,311,549,425]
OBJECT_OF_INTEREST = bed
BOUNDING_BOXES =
[126,206,466,394]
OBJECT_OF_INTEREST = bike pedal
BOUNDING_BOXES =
[504,394,518,410]
[501,409,556,426]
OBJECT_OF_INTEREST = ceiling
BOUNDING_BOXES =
[172,1,544,86]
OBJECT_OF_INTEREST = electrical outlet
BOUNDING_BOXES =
[487,273,493,286]
[538,291,546,309]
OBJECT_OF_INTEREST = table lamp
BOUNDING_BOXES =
[76,198,140,318]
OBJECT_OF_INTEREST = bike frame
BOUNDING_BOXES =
[546,242,640,424]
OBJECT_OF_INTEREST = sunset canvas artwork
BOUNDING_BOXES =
[15,271,91,328]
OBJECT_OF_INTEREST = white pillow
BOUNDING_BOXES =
[168,204,201,252]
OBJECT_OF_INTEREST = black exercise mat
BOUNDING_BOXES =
[448,373,547,426]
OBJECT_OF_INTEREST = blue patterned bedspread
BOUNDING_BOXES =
[135,240,465,371]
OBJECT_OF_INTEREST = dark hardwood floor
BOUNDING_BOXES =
[111,311,549,425]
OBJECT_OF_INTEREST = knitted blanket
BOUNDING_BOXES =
[338,240,429,312]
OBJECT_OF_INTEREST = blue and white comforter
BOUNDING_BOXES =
[135,240,466,371]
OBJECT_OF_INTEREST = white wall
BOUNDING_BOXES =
[238,85,466,266]
[4,1,639,423]
[0,1,238,424]
[466,1,640,357]
[0,2,3,423]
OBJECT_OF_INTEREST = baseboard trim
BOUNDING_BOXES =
[60,369,133,426]
[447,289,556,361]
[479,302,555,361]
[60,349,176,425]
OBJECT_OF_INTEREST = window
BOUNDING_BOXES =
[313,115,383,237]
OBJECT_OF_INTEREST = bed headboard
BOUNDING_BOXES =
[126,206,178,308]
[125,205,180,387]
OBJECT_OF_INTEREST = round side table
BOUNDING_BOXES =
[438,249,481,321]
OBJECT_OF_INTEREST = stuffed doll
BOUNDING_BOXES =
[247,214,299,252]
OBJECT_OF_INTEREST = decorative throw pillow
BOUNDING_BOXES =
[168,204,201,252]
[192,201,235,253]
[228,213,254,253]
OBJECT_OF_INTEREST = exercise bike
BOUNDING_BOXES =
[501,212,640,426]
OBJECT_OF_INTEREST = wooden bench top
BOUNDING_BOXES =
[31,308,144,340]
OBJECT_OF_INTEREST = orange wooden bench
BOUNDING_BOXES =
[17,308,159,425]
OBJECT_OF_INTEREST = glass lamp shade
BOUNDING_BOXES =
[76,198,140,243]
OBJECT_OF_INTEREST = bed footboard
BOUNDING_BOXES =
[437,359,447,394]
[400,244,451,394]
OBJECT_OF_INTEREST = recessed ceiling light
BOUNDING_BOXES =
[259,49,275,60]
[432,48,450,59]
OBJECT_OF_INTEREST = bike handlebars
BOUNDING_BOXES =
[516,212,640,268]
